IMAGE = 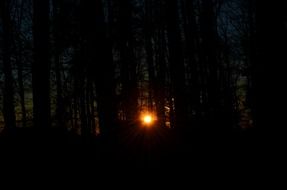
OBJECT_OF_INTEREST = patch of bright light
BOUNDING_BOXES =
[143,115,152,124]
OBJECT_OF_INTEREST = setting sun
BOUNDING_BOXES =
[143,115,152,124]
[141,113,155,126]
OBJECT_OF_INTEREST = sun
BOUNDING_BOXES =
[141,113,155,126]
[143,115,152,124]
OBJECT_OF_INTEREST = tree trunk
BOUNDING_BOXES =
[119,0,138,122]
[166,0,187,129]
[144,0,155,111]
[183,0,201,123]
[32,0,51,129]
[79,0,117,136]
[1,0,16,130]
[252,1,287,132]
[200,0,220,128]
[53,0,65,128]
[16,53,27,128]
[154,1,167,128]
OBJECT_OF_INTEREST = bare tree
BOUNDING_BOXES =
[166,0,188,129]
[32,0,51,128]
[1,0,16,130]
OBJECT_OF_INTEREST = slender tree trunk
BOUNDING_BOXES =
[144,0,155,111]
[95,38,117,136]
[183,0,201,123]
[119,0,138,122]
[80,80,88,137]
[154,28,167,128]
[55,51,64,127]
[1,0,16,130]
[79,0,117,136]
[252,1,287,132]
[155,1,168,128]
[53,0,65,128]
[86,78,92,134]
[16,54,27,128]
[200,0,220,128]
[32,0,51,128]
[72,88,79,133]
[89,83,96,135]
[15,0,27,128]
[166,0,187,129]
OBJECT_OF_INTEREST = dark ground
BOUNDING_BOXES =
[0,125,284,184]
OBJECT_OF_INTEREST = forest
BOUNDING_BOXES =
[0,0,286,170]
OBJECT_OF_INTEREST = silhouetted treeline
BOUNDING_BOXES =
[0,0,286,136]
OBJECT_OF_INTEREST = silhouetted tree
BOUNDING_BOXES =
[78,0,117,136]
[199,0,222,128]
[118,0,138,122]
[13,0,28,128]
[52,0,65,128]
[32,0,51,128]
[147,0,168,128]
[1,0,16,130]
[93,0,117,136]
[251,0,287,132]
[181,0,203,128]
[166,0,188,129]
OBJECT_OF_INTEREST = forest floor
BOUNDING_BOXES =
[0,125,284,181]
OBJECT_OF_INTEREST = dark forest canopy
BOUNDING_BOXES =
[0,0,286,137]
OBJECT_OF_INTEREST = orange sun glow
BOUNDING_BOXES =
[143,115,152,124]
[141,113,155,126]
